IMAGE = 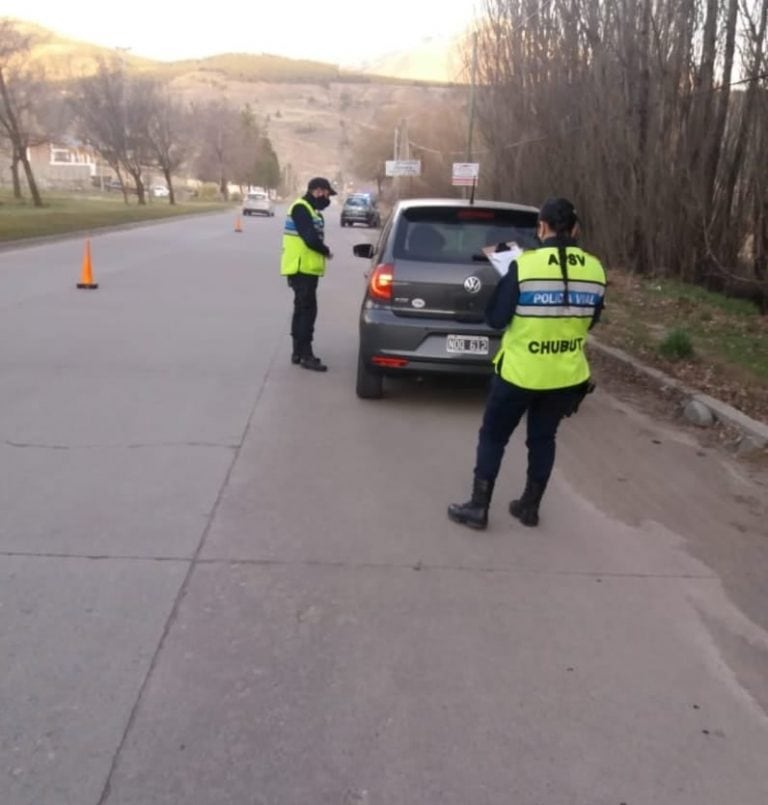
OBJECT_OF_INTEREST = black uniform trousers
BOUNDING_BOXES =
[474,374,587,485]
[287,273,319,356]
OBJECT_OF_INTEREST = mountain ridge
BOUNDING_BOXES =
[8,17,467,85]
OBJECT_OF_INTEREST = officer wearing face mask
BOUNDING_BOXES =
[280,177,336,371]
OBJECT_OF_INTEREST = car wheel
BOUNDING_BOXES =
[356,351,383,399]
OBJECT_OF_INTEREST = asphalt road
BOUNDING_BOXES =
[1,207,767,805]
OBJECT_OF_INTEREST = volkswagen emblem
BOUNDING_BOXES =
[464,276,482,294]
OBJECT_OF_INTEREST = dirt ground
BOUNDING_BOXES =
[589,347,768,471]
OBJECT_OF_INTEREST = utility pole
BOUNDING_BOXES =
[401,117,411,197]
[393,118,408,199]
[466,32,478,162]
[463,32,478,200]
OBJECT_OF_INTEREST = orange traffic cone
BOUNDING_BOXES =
[76,238,98,289]
[234,215,243,233]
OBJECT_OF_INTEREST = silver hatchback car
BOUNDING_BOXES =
[242,191,275,217]
[353,198,540,398]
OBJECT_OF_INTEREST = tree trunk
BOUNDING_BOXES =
[0,68,42,206]
[11,147,22,198]
[20,148,42,207]
[162,167,175,204]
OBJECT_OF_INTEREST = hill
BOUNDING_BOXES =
[7,18,469,191]
[356,34,469,84]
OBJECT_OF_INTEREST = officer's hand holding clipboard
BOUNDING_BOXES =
[482,241,524,277]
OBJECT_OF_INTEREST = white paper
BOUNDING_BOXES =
[486,242,523,277]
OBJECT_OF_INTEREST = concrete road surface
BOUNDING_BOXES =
[1,207,767,805]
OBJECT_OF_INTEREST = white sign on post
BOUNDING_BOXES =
[452,162,480,186]
[385,160,422,177]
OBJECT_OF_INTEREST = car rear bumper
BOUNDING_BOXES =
[359,306,501,374]
[342,214,375,223]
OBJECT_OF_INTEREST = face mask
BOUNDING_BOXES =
[314,196,331,210]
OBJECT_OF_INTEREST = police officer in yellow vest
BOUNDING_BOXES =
[281,177,336,371]
[448,198,606,530]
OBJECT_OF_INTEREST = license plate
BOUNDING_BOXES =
[446,335,489,355]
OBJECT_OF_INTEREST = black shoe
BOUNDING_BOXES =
[300,356,328,372]
[447,477,494,530]
[509,478,546,527]
[291,354,301,365]
[508,499,539,527]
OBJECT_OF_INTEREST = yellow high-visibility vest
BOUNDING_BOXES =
[280,197,326,277]
[494,245,606,389]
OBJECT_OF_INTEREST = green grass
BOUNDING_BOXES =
[658,328,695,360]
[0,192,228,242]
[600,270,768,385]
[652,277,761,317]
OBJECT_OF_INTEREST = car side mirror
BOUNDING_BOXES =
[353,243,374,259]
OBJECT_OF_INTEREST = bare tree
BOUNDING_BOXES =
[0,19,46,205]
[474,0,768,307]
[71,61,131,200]
[120,77,155,204]
[145,89,191,204]
[191,100,243,199]
[71,62,155,204]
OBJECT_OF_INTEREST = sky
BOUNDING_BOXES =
[4,1,481,65]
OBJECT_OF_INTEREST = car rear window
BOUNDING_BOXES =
[393,206,539,264]
[345,197,368,207]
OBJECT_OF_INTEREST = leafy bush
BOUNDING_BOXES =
[659,328,695,360]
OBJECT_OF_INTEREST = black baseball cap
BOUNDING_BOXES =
[307,177,337,195]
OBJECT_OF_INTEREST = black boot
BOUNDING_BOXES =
[291,338,301,365]
[509,478,547,527]
[447,477,495,530]
[300,354,327,372]
[297,342,327,372]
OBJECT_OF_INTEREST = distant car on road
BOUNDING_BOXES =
[243,191,275,217]
[341,194,380,228]
[151,185,170,198]
[352,197,540,398]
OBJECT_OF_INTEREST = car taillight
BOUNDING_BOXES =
[372,356,409,368]
[369,263,394,301]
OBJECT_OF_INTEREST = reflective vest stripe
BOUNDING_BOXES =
[515,305,597,318]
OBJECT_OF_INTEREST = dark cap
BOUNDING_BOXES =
[538,197,578,232]
[307,177,337,196]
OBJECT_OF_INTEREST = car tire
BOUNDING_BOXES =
[356,351,383,399]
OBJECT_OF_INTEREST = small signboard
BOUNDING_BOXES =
[452,162,480,186]
[386,160,422,177]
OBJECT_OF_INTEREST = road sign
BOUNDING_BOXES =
[452,162,480,186]
[386,160,422,177]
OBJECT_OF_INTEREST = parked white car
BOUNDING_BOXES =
[243,192,275,217]
[151,185,170,198]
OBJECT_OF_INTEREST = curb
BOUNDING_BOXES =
[589,338,768,454]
